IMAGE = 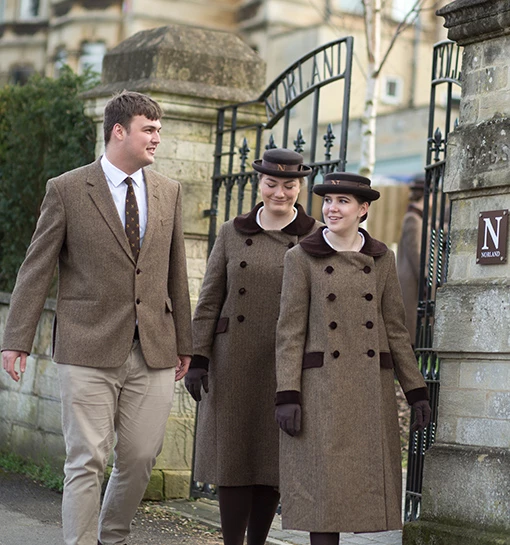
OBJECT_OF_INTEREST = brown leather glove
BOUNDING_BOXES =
[275,403,301,437]
[185,368,209,402]
[411,399,431,432]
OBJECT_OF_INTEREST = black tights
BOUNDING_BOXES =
[218,485,280,545]
[310,532,340,545]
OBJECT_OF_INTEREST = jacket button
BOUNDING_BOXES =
[363,266,371,274]
[240,261,247,268]
[366,321,374,329]
[332,350,340,358]
[237,315,245,322]
[136,269,141,275]
[367,349,375,357]
[136,298,141,304]
[239,288,246,295]
[325,266,334,274]
[246,239,253,246]
[365,293,373,301]
[329,321,337,329]
[287,242,294,249]
[327,293,336,301]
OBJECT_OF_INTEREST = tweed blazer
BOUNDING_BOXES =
[2,159,192,368]
[275,227,428,533]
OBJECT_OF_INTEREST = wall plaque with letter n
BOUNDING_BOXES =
[476,209,508,265]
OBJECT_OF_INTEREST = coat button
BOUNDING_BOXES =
[136,298,141,304]
[329,321,337,329]
[245,239,253,246]
[366,321,374,329]
[240,261,247,268]
[136,268,141,275]
[332,350,340,358]
[367,349,375,357]
[365,293,373,301]
[327,293,336,301]
[363,266,371,274]
[287,242,294,249]
[239,288,246,295]
[237,315,245,322]
[325,266,334,274]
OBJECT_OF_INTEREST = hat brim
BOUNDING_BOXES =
[313,183,380,201]
[252,159,312,178]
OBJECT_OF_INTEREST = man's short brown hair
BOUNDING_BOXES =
[103,91,163,145]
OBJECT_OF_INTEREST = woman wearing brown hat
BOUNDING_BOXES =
[185,148,320,545]
[274,172,431,545]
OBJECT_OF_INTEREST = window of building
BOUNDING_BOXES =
[54,48,68,77]
[381,76,403,105]
[10,65,34,85]
[19,0,40,19]
[0,0,6,23]
[79,42,106,75]
[334,0,363,15]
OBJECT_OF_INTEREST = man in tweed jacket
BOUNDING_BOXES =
[1,91,192,545]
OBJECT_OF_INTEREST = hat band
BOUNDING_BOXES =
[327,179,371,190]
[262,160,305,172]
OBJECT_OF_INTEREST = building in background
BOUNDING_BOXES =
[0,0,454,189]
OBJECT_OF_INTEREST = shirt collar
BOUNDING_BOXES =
[101,154,144,187]
[255,205,298,228]
[300,226,388,257]
[322,228,365,251]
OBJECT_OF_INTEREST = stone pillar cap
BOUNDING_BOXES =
[84,24,265,102]
[437,0,510,45]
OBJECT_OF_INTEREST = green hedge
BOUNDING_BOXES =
[0,67,97,292]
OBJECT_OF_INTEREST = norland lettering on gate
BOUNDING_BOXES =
[476,210,509,264]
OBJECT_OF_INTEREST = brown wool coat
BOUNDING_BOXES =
[192,203,320,486]
[2,159,192,368]
[397,203,424,341]
[276,227,428,533]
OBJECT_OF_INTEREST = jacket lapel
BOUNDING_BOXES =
[138,168,160,262]
[86,159,135,262]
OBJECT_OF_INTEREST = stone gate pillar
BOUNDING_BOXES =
[83,24,265,499]
[403,1,510,544]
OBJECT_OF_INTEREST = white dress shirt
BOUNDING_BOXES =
[256,206,298,228]
[323,228,365,251]
[100,154,148,246]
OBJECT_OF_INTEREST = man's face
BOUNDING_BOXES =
[120,115,162,169]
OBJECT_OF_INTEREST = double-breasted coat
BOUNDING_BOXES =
[192,202,319,486]
[275,227,428,533]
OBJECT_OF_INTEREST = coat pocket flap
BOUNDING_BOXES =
[215,316,229,334]
[380,352,394,369]
[165,297,173,313]
[302,352,324,369]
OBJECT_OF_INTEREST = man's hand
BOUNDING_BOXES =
[411,399,432,433]
[2,350,28,382]
[175,355,191,382]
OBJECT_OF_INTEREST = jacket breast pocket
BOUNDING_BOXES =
[302,352,324,369]
[215,316,229,334]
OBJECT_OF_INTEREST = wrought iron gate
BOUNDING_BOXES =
[404,40,462,522]
[192,36,354,498]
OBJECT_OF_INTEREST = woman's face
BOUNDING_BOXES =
[259,174,301,216]
[322,193,368,235]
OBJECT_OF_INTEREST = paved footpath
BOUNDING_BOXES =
[0,469,402,545]
[172,498,402,545]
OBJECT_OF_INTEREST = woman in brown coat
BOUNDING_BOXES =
[275,172,431,545]
[185,148,320,545]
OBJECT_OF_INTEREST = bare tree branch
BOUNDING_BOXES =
[374,0,428,78]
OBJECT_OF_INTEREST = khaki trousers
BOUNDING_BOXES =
[57,340,176,545]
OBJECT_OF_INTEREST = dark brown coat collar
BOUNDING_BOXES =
[233,202,316,236]
[299,226,388,257]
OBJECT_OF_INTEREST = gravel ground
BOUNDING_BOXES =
[0,469,223,545]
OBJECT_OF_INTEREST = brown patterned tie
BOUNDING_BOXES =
[124,177,140,260]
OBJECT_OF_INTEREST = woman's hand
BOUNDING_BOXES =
[185,368,209,402]
[411,400,431,432]
[275,404,302,436]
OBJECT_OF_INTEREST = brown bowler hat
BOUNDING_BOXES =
[313,172,380,201]
[252,148,312,178]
